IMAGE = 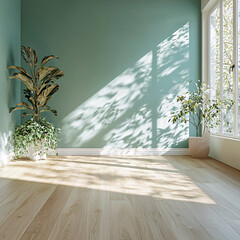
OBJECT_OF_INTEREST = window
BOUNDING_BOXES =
[208,0,239,137]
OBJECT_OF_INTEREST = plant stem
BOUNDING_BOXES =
[196,125,198,137]
[36,109,39,122]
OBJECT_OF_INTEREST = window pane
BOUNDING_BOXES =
[223,0,234,135]
[210,6,221,133]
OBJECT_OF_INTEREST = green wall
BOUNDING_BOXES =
[0,0,21,164]
[21,0,201,148]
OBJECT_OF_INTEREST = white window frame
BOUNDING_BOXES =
[203,0,239,139]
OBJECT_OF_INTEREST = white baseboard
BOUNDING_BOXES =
[57,148,189,156]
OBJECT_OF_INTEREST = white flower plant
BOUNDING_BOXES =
[12,117,60,159]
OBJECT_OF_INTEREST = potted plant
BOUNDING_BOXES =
[12,117,60,160]
[169,81,233,158]
[9,46,64,160]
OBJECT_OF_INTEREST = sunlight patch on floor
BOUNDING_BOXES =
[0,156,216,204]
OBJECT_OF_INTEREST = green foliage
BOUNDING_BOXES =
[211,0,235,133]
[12,117,60,159]
[169,81,234,137]
[8,46,64,122]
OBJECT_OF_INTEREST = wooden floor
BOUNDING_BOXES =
[0,156,240,240]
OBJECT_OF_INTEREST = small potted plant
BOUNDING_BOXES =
[169,81,233,158]
[9,46,64,160]
[12,117,60,160]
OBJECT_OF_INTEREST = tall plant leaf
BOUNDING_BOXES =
[40,55,59,67]
[38,84,59,105]
[23,89,35,105]
[22,113,36,118]
[41,69,64,84]
[21,46,38,68]
[8,66,33,80]
[27,47,38,68]
[37,83,47,95]
[9,73,34,91]
[9,106,29,113]
[36,67,58,82]
[15,101,33,110]
[21,46,31,66]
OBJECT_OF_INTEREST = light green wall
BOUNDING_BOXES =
[0,0,21,163]
[21,0,201,148]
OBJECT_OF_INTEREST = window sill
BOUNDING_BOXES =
[210,134,240,142]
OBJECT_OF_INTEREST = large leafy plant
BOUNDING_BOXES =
[169,81,234,137]
[9,46,64,122]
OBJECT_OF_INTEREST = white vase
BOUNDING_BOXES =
[28,143,47,161]
[189,137,210,159]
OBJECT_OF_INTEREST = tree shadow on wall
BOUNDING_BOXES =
[61,23,190,149]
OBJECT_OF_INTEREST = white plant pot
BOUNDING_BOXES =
[189,137,210,159]
[28,143,47,161]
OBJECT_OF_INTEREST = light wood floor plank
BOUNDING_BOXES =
[0,182,56,240]
[19,185,73,240]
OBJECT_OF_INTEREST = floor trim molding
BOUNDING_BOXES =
[57,148,190,156]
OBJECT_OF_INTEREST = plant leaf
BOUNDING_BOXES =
[10,72,34,91]
[9,106,28,113]
[30,97,35,105]
[26,47,38,68]
[21,46,31,66]
[38,84,59,105]
[22,112,36,118]
[43,105,51,109]
[37,83,47,95]
[40,55,59,67]
[16,101,34,110]
[42,84,59,97]
[21,46,38,68]
[42,69,64,84]
[36,67,58,82]
[23,89,36,105]
[8,66,33,80]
